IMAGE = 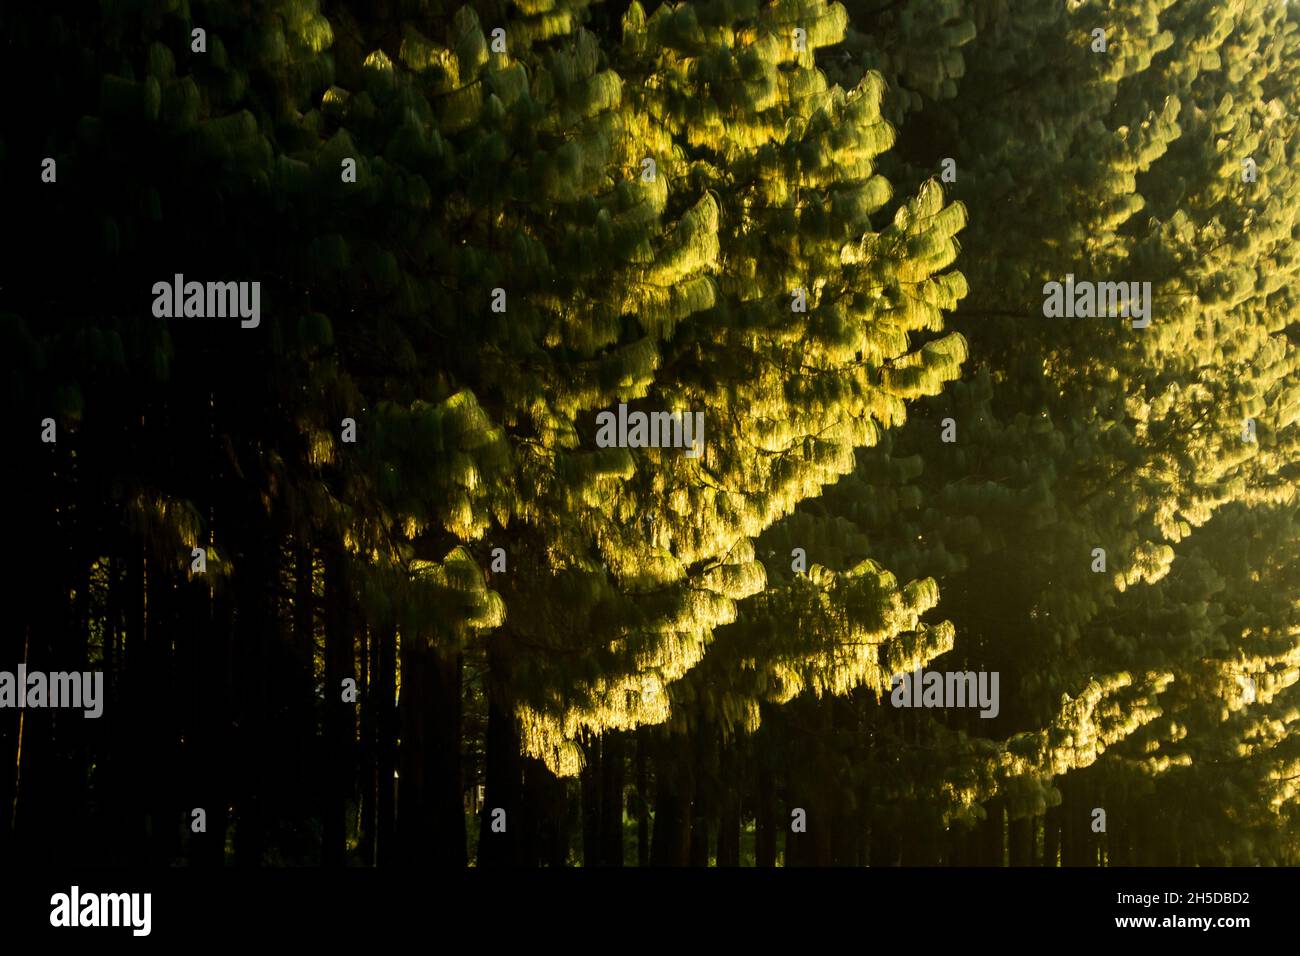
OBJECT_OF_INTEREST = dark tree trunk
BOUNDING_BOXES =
[232,534,270,868]
[599,731,625,866]
[194,557,233,867]
[524,758,567,866]
[477,639,521,866]
[322,544,353,866]
[292,544,316,850]
[1042,802,1061,866]
[1108,802,1128,866]
[144,555,177,866]
[397,628,428,861]
[635,727,650,867]
[185,569,224,867]
[715,735,740,867]
[12,422,66,862]
[428,647,466,866]
[580,735,602,866]
[784,712,829,866]
[689,726,710,866]
[811,706,834,866]
[754,760,777,867]
[65,540,92,863]
[1060,784,1077,865]
[650,734,690,866]
[947,822,969,866]
[831,799,856,865]
[980,798,1005,866]
[121,542,149,862]
[1060,776,1096,866]
[375,622,398,866]
[357,625,376,865]
[398,629,466,865]
[1008,813,1033,866]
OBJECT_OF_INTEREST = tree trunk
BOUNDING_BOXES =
[1008,813,1033,866]
[398,628,429,861]
[754,760,777,867]
[357,624,376,865]
[185,569,223,867]
[580,735,602,865]
[375,623,398,866]
[1042,803,1061,866]
[322,544,353,866]
[292,544,316,858]
[227,491,277,870]
[689,727,710,866]
[144,554,177,866]
[122,542,149,861]
[429,648,466,866]
[477,638,521,866]
[980,798,1005,866]
[650,733,690,866]
[715,735,740,866]
[635,727,650,867]
[525,758,568,866]
[600,731,625,866]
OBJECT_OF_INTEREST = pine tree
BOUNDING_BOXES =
[5,0,1297,870]
[694,0,1300,864]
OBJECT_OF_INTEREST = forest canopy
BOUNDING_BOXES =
[2,0,1298,867]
